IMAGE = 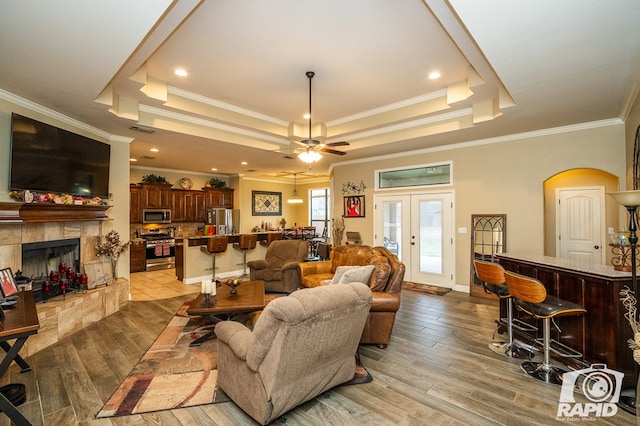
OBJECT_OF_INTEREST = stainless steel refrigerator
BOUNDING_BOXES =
[206,208,240,234]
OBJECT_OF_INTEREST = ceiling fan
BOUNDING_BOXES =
[293,71,349,162]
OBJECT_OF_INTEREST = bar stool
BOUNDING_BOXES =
[473,259,532,359]
[260,232,283,247]
[200,236,228,280]
[504,270,587,385]
[234,234,257,277]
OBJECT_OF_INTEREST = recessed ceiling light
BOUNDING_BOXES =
[428,71,441,80]
[129,158,137,162]
[303,113,310,119]
[174,69,188,77]
[241,161,248,165]
[150,148,159,152]
[211,168,218,171]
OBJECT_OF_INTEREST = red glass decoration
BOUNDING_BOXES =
[43,281,51,292]
[58,262,67,273]
[66,269,75,280]
[49,271,58,282]
[60,280,67,291]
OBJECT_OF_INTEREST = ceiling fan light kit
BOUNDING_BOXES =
[298,150,322,163]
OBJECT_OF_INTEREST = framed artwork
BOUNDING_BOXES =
[344,195,365,218]
[252,191,282,216]
[0,268,19,298]
[83,259,113,289]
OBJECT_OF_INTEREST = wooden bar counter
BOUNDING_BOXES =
[496,253,634,384]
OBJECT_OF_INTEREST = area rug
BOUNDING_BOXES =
[96,298,372,418]
[95,301,228,418]
[402,281,451,296]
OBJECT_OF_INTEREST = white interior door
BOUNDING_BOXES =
[375,192,454,288]
[557,186,605,263]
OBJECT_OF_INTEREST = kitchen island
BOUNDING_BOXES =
[175,232,281,284]
[496,253,634,385]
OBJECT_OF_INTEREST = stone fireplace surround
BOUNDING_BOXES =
[0,202,129,357]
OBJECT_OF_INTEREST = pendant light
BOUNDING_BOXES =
[287,173,303,204]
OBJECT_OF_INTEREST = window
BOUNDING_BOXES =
[376,162,452,189]
[310,188,330,235]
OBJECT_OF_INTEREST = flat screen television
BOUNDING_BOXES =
[10,113,111,197]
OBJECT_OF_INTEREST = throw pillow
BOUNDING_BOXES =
[331,265,362,284]
[337,265,376,285]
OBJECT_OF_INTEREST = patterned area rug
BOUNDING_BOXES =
[96,298,372,418]
[95,302,228,418]
[402,282,451,296]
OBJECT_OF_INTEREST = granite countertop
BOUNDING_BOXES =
[497,252,632,278]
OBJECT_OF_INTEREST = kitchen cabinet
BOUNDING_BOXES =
[203,188,234,209]
[142,183,172,209]
[130,185,143,223]
[130,183,173,223]
[171,189,206,222]
[130,240,146,272]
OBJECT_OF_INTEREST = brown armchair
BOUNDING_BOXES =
[247,239,309,293]
[298,245,404,348]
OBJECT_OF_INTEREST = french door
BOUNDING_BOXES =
[374,192,454,288]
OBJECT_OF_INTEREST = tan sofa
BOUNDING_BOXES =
[215,282,372,425]
[298,245,405,348]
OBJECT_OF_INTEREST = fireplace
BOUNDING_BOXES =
[22,238,81,301]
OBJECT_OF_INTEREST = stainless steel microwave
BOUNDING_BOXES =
[142,209,172,224]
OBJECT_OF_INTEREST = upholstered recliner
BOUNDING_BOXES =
[215,282,372,425]
[298,245,405,348]
[247,239,309,293]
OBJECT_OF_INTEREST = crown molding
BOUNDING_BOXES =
[138,103,289,145]
[326,90,448,127]
[0,88,128,143]
[168,86,289,126]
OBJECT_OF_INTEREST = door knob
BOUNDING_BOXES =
[410,242,415,245]
[594,245,599,249]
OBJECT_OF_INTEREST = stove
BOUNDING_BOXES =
[138,227,176,271]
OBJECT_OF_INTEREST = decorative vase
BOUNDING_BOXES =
[111,258,118,281]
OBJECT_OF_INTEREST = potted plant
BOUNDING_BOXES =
[204,177,227,189]
[95,230,130,280]
[141,174,169,184]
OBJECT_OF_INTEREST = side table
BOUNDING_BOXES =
[0,291,40,426]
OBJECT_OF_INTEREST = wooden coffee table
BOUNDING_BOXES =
[187,280,265,346]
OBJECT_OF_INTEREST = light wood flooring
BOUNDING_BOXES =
[0,269,635,425]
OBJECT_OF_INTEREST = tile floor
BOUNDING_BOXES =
[129,269,201,301]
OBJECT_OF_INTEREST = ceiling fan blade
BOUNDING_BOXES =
[319,147,347,156]
[324,141,349,147]
[295,138,321,147]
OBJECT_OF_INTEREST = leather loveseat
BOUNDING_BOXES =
[298,245,405,348]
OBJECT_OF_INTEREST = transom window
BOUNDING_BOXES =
[376,162,452,190]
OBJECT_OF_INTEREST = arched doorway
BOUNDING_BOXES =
[543,168,619,265]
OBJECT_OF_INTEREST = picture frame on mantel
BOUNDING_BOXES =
[252,191,282,216]
[83,259,113,289]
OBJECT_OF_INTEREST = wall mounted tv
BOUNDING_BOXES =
[10,113,111,197]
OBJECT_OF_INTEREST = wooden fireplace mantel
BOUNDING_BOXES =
[0,202,111,223]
